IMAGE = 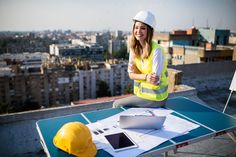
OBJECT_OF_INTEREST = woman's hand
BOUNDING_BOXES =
[146,73,159,85]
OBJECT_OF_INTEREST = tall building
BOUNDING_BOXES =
[115,30,123,39]
[49,43,104,61]
[108,39,126,55]
[90,32,111,52]
[171,45,233,65]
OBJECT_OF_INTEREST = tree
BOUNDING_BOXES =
[21,99,41,111]
[0,102,14,114]
[103,51,111,60]
[96,80,111,98]
[112,47,128,59]
[124,83,133,94]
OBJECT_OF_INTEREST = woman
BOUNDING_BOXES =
[113,10,168,108]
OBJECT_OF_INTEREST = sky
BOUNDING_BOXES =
[0,0,236,32]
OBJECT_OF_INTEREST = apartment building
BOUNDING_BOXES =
[0,60,130,108]
[155,27,232,65]
[154,27,198,63]
[198,28,230,45]
[172,45,234,65]
[49,43,104,61]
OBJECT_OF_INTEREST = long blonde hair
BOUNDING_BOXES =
[130,21,154,58]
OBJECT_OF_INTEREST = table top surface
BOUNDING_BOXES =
[36,96,236,157]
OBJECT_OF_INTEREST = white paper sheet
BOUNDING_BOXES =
[87,108,199,157]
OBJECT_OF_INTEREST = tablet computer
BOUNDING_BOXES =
[104,132,138,152]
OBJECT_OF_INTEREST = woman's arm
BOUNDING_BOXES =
[129,64,159,84]
[128,51,147,81]
[128,67,147,80]
[129,48,164,85]
[152,48,164,85]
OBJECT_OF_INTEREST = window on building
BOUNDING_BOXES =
[200,58,206,63]
[224,36,227,45]
[216,36,220,45]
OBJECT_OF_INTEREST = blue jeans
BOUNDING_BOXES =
[112,95,167,108]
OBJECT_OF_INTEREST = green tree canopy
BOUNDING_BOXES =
[96,80,111,98]
[112,47,128,59]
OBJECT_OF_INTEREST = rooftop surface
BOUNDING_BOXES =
[166,93,236,157]
[1,61,236,157]
[2,88,235,157]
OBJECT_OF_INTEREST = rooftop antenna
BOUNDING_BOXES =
[192,17,195,27]
[217,18,223,29]
[206,18,209,28]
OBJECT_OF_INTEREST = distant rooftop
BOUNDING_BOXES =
[72,94,133,106]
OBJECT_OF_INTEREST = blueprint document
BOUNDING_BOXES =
[87,108,199,157]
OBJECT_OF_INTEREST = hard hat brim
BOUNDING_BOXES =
[74,142,97,157]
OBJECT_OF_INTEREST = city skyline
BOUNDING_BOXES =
[0,0,236,32]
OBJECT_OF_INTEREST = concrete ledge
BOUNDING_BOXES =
[0,101,113,125]
[0,85,196,125]
[169,85,197,98]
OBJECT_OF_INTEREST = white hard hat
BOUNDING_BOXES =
[133,10,156,29]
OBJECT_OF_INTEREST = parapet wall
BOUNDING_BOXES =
[169,61,236,93]
[169,61,236,77]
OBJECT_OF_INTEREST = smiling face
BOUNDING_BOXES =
[133,21,148,44]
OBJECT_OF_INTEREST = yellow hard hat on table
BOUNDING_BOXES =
[53,122,97,157]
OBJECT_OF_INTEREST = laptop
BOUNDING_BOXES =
[119,115,166,129]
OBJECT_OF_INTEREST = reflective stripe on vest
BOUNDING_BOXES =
[141,85,168,94]
[134,81,140,87]
[134,70,168,94]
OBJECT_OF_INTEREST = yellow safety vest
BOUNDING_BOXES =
[133,41,168,101]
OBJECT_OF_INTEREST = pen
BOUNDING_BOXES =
[147,110,156,116]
